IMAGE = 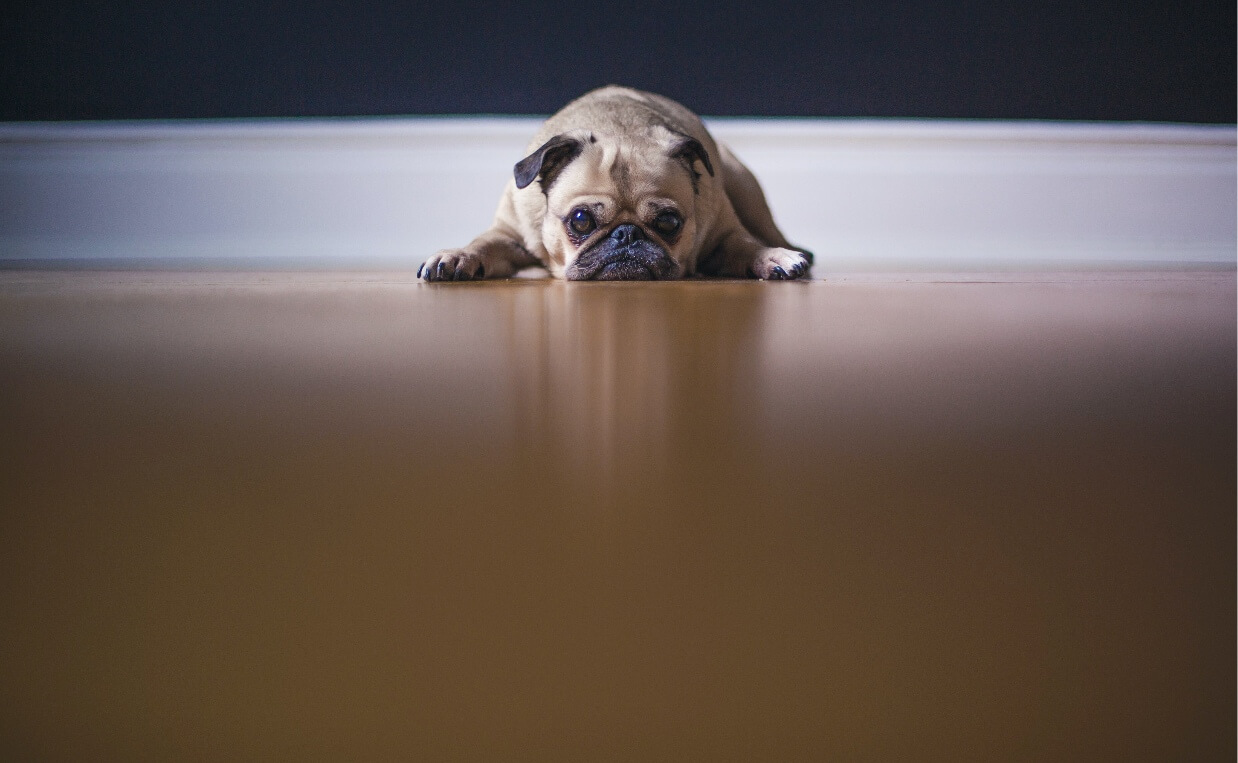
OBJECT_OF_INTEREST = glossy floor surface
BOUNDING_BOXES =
[1,267,1234,759]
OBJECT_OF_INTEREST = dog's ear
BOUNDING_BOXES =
[670,135,715,181]
[514,134,585,190]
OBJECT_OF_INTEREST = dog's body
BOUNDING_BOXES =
[419,86,811,281]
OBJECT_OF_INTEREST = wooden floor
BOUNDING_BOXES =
[0,266,1234,759]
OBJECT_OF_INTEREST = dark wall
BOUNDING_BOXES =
[3,0,1234,123]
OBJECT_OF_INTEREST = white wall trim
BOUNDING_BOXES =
[2,118,1234,265]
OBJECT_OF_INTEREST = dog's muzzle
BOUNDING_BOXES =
[566,224,681,281]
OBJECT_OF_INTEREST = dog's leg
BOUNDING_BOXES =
[419,226,538,282]
[699,226,811,280]
[718,142,814,264]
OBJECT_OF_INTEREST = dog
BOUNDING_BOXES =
[418,86,812,281]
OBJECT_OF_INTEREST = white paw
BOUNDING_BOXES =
[752,248,811,280]
[418,249,487,281]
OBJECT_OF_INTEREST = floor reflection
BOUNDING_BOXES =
[503,281,770,501]
[0,270,1233,759]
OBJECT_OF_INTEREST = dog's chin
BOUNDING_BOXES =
[565,242,681,281]
[594,259,654,280]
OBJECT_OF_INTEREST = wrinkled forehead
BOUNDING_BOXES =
[548,135,693,211]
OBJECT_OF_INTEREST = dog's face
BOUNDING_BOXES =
[514,128,714,280]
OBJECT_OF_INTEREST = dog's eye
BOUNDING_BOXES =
[652,211,682,237]
[569,209,596,235]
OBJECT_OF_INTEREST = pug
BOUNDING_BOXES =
[418,86,812,281]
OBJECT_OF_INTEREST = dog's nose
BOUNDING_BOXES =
[610,224,644,246]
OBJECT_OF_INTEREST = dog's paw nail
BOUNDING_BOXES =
[769,266,786,280]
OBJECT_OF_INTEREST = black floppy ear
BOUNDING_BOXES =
[671,136,715,181]
[514,134,584,190]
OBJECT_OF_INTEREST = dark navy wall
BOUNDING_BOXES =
[3,0,1234,123]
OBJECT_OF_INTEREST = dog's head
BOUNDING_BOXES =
[514,127,714,280]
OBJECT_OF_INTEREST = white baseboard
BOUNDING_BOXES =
[1,118,1233,265]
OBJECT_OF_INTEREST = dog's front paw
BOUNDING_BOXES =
[418,249,488,282]
[751,247,811,280]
